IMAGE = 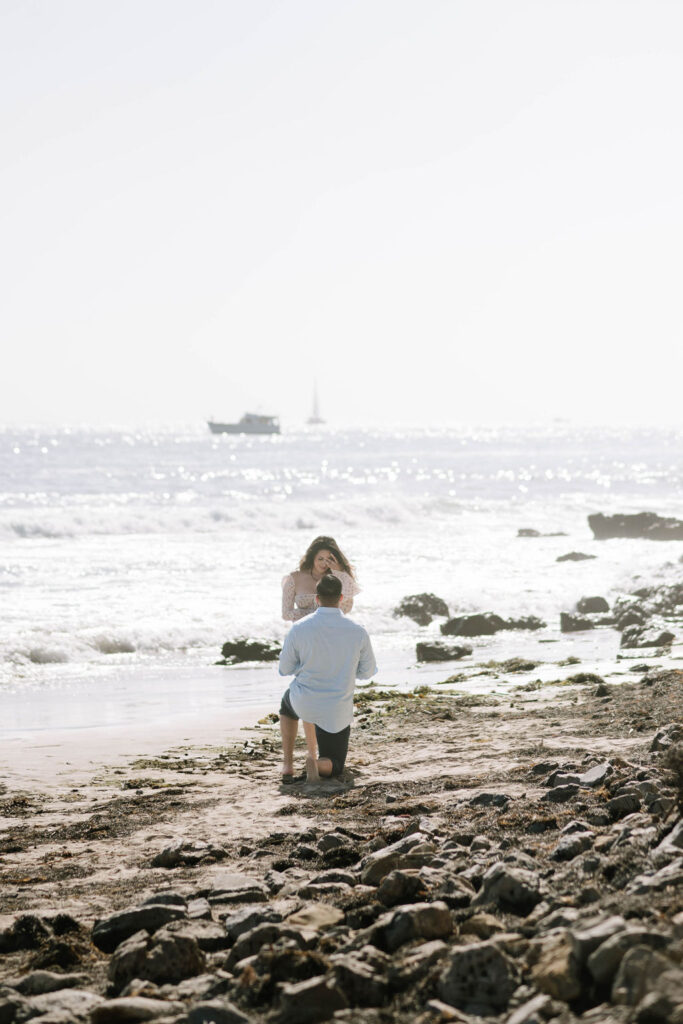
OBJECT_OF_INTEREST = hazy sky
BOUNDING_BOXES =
[2,0,682,429]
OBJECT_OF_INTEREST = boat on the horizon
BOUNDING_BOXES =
[307,383,325,426]
[208,413,280,435]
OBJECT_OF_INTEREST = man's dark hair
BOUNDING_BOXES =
[316,573,342,605]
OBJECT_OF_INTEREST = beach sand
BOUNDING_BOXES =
[1,659,682,1022]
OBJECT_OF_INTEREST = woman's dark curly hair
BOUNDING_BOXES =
[299,535,355,578]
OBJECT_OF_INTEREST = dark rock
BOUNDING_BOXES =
[90,995,186,1022]
[226,922,314,969]
[469,792,510,808]
[331,954,388,1006]
[151,841,228,869]
[551,832,594,861]
[560,612,595,632]
[206,871,269,904]
[186,1000,251,1024]
[612,946,672,1007]
[141,892,187,908]
[278,976,348,1023]
[163,919,230,952]
[607,793,641,820]
[0,992,29,1024]
[577,596,610,614]
[441,612,507,636]
[92,904,187,954]
[473,863,542,915]
[108,925,206,992]
[588,511,683,541]
[650,723,683,752]
[569,916,628,963]
[359,832,433,885]
[621,626,675,649]
[587,928,670,986]
[10,970,90,995]
[377,870,428,907]
[394,593,449,626]
[635,968,683,1022]
[387,939,449,990]
[20,989,103,1020]
[0,914,52,953]
[223,906,283,942]
[415,641,472,662]
[557,551,596,562]
[218,638,281,665]
[543,784,580,803]
[518,529,567,537]
[370,901,452,953]
[438,940,520,1014]
[506,616,546,631]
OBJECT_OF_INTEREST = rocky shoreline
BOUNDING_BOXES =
[2,662,683,1024]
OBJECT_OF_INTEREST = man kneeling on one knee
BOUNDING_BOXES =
[279,573,377,782]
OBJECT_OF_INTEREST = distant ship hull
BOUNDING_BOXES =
[208,414,280,435]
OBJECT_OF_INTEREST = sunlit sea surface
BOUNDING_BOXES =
[2,423,682,734]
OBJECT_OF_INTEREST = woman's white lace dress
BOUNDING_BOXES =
[281,569,360,621]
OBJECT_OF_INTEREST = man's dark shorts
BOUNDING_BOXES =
[279,688,350,777]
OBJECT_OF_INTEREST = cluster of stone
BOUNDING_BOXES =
[2,739,683,1024]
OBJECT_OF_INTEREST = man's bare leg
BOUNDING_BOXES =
[302,721,320,781]
[279,715,298,776]
[302,722,334,779]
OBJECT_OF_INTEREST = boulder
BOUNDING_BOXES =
[278,976,348,1023]
[416,641,472,662]
[387,939,449,990]
[20,989,103,1020]
[473,863,542,915]
[375,901,452,953]
[331,954,388,1006]
[551,832,594,861]
[438,940,520,1014]
[218,638,281,664]
[635,968,683,1022]
[621,626,675,649]
[206,871,269,904]
[577,596,610,614]
[186,1001,251,1024]
[612,946,673,1006]
[377,870,428,908]
[108,926,206,992]
[90,996,186,1022]
[587,928,669,986]
[506,615,546,631]
[394,593,449,626]
[530,930,582,1001]
[556,551,596,562]
[560,612,594,633]
[285,903,344,931]
[359,832,432,886]
[441,612,506,636]
[92,905,187,954]
[588,511,683,541]
[10,970,91,995]
[150,841,228,869]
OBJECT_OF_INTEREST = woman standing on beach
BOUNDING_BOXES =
[281,535,360,622]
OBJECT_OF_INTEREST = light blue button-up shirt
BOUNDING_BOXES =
[279,607,378,733]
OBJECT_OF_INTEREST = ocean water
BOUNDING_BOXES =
[2,423,682,735]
